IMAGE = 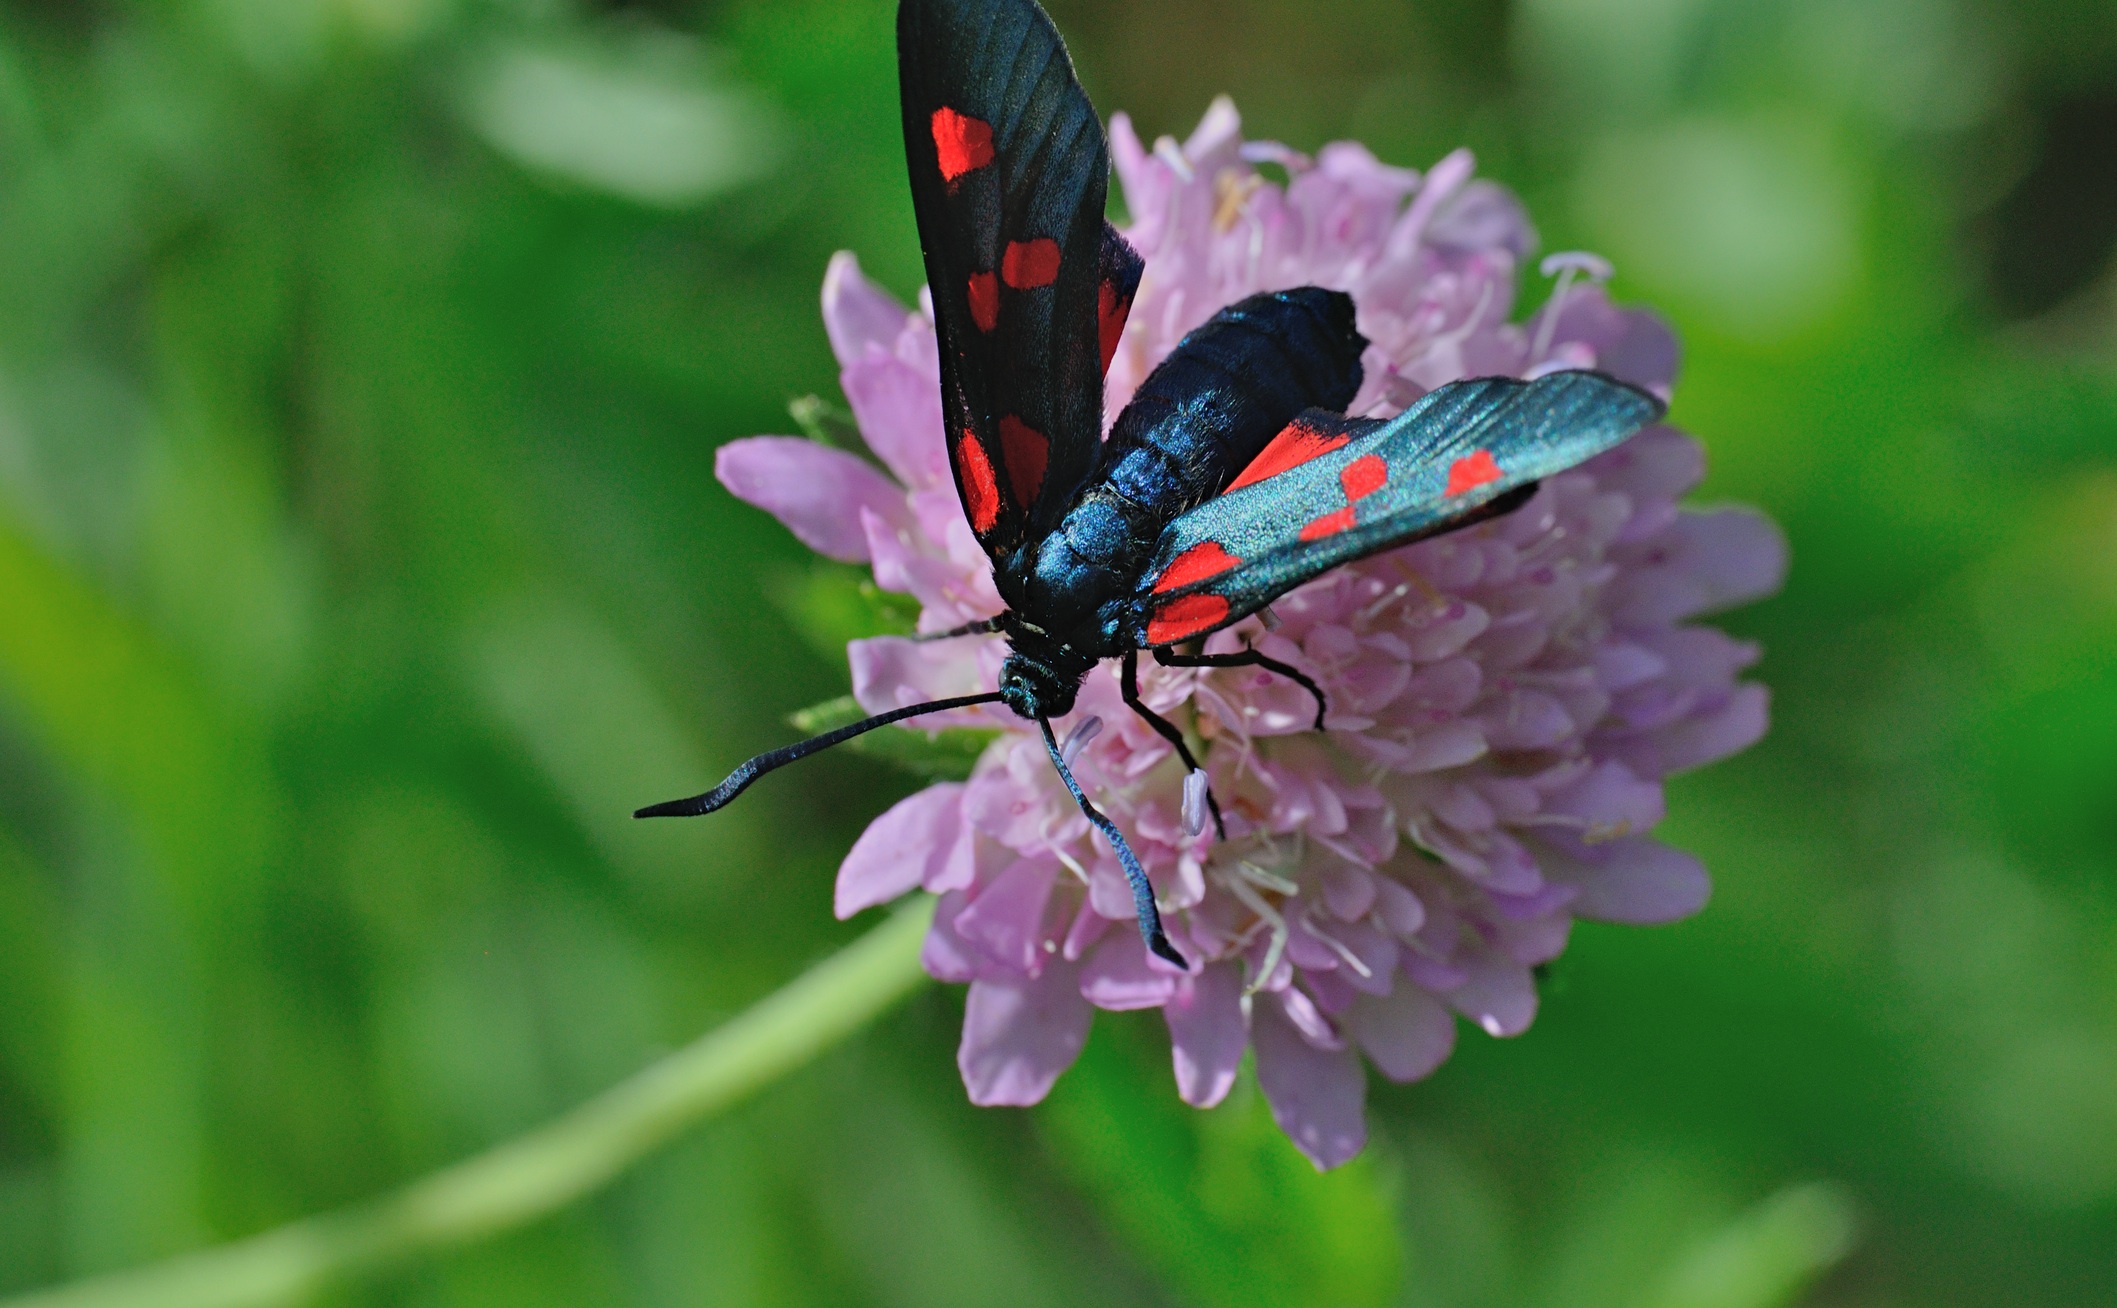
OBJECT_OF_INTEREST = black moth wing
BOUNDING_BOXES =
[1129,371,1667,646]
[898,0,1142,557]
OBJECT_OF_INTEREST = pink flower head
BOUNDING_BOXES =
[717,99,1785,1170]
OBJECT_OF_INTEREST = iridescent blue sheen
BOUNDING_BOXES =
[995,288,1365,716]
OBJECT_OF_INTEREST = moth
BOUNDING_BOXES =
[640,0,1663,968]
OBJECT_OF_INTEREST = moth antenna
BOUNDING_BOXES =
[636,692,1005,819]
[911,615,1007,643]
[1038,717,1189,970]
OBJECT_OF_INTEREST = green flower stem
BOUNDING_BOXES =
[5,897,938,1308]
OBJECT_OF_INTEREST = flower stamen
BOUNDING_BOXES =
[1060,714,1103,765]
[1303,919,1376,979]
[1529,250,1614,365]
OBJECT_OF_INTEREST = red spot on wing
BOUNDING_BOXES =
[1151,541,1240,594]
[998,415,1047,508]
[1445,449,1503,497]
[1227,421,1353,492]
[1298,506,1357,541]
[1098,280,1132,374]
[1001,239,1061,289]
[1340,453,1388,502]
[1147,593,1231,645]
[931,107,994,182]
[967,272,999,332]
[954,429,1000,534]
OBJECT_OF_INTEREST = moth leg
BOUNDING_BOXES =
[911,615,1006,642]
[1121,649,1226,840]
[1039,718,1187,969]
[1153,643,1328,731]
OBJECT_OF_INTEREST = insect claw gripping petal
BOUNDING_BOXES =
[1039,717,1188,969]
[1153,643,1328,732]
[1121,648,1227,839]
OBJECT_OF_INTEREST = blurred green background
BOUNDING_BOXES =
[2,0,2115,1304]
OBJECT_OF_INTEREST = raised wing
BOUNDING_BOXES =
[1129,371,1666,646]
[898,0,1140,557]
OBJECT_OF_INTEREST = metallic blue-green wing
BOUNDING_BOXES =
[1129,371,1665,646]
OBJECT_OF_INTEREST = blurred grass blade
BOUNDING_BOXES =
[459,25,783,207]
[0,898,936,1308]
[1654,1182,1860,1308]
[466,594,769,900]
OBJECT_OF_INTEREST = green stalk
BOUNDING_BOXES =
[5,897,937,1308]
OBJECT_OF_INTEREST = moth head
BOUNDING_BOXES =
[997,649,1080,721]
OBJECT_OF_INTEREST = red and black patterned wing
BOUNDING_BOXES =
[1130,371,1666,646]
[898,0,1140,557]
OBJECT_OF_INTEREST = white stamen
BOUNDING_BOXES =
[1539,250,1615,281]
[1059,714,1103,765]
[1182,769,1210,837]
[1303,920,1376,979]
[1530,251,1614,365]
[1224,875,1290,996]
[1258,604,1282,630]
[1427,278,1496,353]
[1153,135,1195,184]
[1359,582,1413,624]
[1236,859,1301,897]
[1239,141,1312,172]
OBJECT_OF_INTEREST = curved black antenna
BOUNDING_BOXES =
[1038,717,1189,970]
[911,615,1007,643]
[636,692,1005,819]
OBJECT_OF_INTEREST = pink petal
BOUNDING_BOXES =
[1392,147,1474,255]
[842,348,949,492]
[1545,761,1665,838]
[921,891,985,983]
[1320,864,1377,921]
[1428,178,1536,258]
[848,635,989,713]
[861,508,972,613]
[1277,985,1346,1049]
[714,438,908,564]
[1183,94,1243,166]
[1400,719,1488,772]
[1446,952,1538,1037]
[1612,507,1788,627]
[1587,426,1704,504]
[1670,507,1790,616]
[1347,984,1457,1083]
[1593,641,1669,692]
[955,854,1060,976]
[1253,994,1368,1170]
[1080,932,1180,1011]
[1551,835,1711,924]
[821,251,914,372]
[1371,876,1426,937]
[1651,683,1771,773]
[1530,284,1679,391]
[834,783,968,918]
[1164,962,1247,1108]
[958,962,1093,1107]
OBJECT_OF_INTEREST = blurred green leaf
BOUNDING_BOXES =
[458,25,783,208]
[1039,1015,1402,1308]
[773,560,922,660]
[788,394,861,449]
[1654,1182,1860,1308]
